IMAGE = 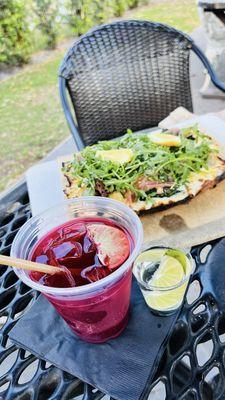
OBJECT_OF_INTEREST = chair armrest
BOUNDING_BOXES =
[192,43,225,93]
[59,77,85,151]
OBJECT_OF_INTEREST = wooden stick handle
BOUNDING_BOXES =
[0,254,62,275]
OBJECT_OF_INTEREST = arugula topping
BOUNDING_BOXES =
[63,125,217,203]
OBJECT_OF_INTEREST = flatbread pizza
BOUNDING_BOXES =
[62,125,225,213]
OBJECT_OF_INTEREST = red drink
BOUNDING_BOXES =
[30,218,133,343]
[11,197,143,343]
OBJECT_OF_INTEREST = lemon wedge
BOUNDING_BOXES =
[96,149,133,164]
[150,255,184,288]
[149,132,181,147]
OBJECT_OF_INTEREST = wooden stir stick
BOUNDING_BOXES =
[0,254,62,275]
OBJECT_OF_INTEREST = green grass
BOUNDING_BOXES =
[0,50,68,192]
[0,0,199,193]
[128,0,199,34]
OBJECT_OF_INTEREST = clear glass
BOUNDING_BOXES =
[133,246,194,316]
[11,197,143,343]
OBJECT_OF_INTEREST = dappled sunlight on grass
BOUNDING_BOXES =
[127,0,199,33]
[0,50,68,192]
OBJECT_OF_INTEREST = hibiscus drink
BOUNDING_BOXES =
[11,197,143,343]
[30,217,133,342]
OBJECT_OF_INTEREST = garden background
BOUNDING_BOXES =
[0,0,199,193]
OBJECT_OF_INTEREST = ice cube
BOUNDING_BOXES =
[52,241,82,259]
[83,236,96,253]
[61,224,86,243]
[81,265,110,283]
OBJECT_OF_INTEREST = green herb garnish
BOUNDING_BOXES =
[63,125,217,202]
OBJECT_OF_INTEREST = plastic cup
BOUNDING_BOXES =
[11,197,143,343]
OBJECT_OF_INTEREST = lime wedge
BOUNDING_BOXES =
[150,255,184,288]
[166,249,187,271]
[144,285,186,310]
[134,248,166,267]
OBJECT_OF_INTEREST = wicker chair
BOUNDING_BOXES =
[59,20,225,150]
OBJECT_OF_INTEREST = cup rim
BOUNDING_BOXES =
[11,197,143,296]
[133,246,195,291]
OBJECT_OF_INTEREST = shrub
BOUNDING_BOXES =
[0,0,31,66]
[112,0,128,17]
[33,0,59,49]
[0,0,148,66]
[95,0,112,24]
[67,0,99,36]
[127,0,139,9]
[67,0,143,33]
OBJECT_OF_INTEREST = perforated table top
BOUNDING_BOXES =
[0,187,225,400]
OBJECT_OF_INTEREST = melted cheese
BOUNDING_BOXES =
[187,166,224,196]
[64,177,87,199]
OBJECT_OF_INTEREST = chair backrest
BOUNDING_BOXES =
[59,20,193,146]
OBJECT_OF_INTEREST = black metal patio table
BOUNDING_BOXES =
[1,178,225,400]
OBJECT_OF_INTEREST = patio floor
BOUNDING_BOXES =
[191,27,225,114]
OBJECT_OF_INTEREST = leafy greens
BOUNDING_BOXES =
[63,125,217,203]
